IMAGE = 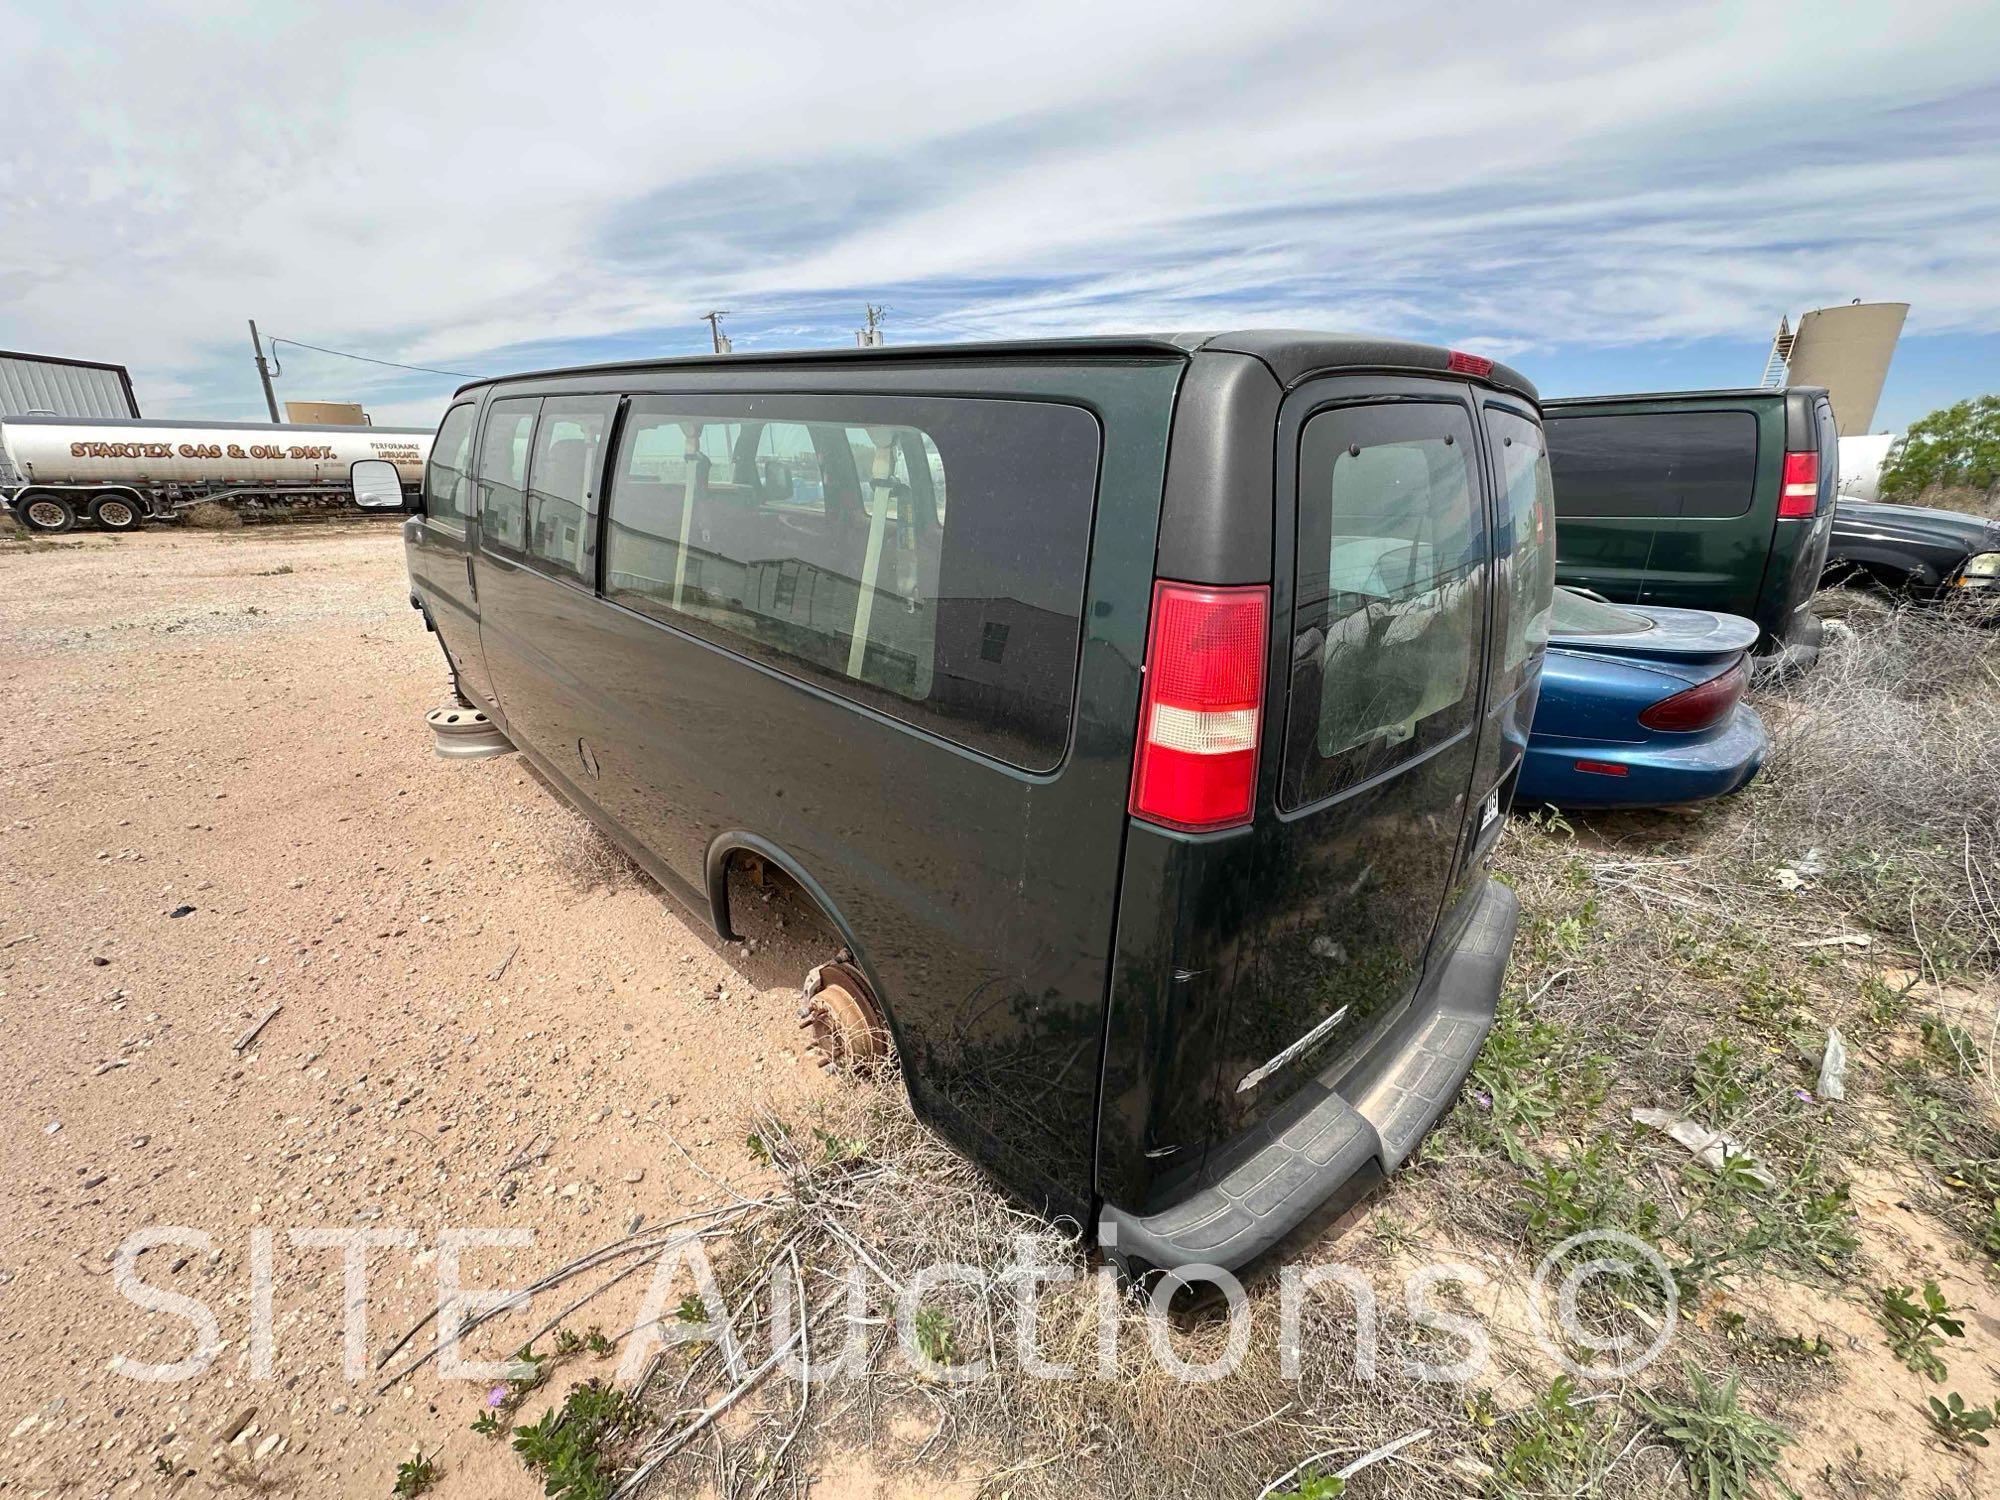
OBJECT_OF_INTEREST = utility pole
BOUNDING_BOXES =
[856,303,888,347]
[247,319,280,421]
[700,311,733,354]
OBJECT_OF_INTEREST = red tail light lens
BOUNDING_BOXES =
[1129,581,1269,831]
[1779,451,1819,519]
[1448,350,1494,377]
[1574,759,1629,777]
[1638,659,1747,733]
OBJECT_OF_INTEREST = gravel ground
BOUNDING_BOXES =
[0,521,844,1496]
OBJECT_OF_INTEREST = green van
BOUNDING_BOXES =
[363,332,1557,1273]
[1543,387,1837,671]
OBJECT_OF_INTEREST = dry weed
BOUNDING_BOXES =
[1743,598,2000,972]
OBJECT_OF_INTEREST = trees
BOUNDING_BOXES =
[1879,395,2000,499]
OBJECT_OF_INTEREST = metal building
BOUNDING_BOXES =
[0,350,141,420]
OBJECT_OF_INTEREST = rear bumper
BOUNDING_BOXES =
[1097,879,1517,1273]
[1517,702,1767,810]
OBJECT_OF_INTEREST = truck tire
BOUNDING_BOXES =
[18,494,77,534]
[89,493,144,532]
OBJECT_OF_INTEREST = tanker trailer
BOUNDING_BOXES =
[0,416,433,533]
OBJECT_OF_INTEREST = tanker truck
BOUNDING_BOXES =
[0,416,434,533]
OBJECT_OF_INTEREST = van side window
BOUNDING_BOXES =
[603,394,1099,771]
[423,404,476,529]
[1484,408,1557,679]
[477,398,538,552]
[525,395,614,582]
[1545,411,1758,519]
[1282,402,1486,808]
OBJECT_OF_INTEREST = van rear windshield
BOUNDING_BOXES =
[1281,400,1487,808]
[1545,411,1758,520]
[602,393,1101,771]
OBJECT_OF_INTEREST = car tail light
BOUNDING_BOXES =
[1779,451,1819,519]
[1638,659,1747,733]
[1448,350,1494,377]
[1129,581,1269,832]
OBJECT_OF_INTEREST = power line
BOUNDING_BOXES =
[265,334,481,380]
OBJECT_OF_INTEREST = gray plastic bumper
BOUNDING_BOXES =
[1099,878,1518,1273]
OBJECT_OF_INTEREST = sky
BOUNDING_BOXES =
[2,1,1996,433]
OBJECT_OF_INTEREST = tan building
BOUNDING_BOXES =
[1765,302,1908,436]
[283,400,371,426]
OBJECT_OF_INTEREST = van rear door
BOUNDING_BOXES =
[1207,376,1496,1158]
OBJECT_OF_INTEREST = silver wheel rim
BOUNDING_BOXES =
[26,500,66,528]
[99,500,135,527]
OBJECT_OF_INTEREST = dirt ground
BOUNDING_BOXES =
[0,521,857,1497]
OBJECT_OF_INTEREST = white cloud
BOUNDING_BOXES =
[3,0,1996,418]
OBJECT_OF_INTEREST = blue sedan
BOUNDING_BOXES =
[1518,589,1770,810]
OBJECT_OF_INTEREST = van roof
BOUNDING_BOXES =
[1543,385,1829,406]
[454,329,1539,404]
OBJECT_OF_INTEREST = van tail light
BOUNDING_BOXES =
[1779,451,1819,518]
[1638,659,1747,733]
[1129,581,1269,832]
[1448,350,1494,377]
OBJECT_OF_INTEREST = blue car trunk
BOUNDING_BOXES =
[1519,589,1769,808]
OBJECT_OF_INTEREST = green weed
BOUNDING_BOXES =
[1919,1016,1980,1075]
[392,1453,442,1497]
[511,1379,643,1500]
[1636,1366,1792,1500]
[1517,1140,1660,1245]
[1877,1281,1965,1381]
[1978,1199,2000,1260]
[914,1305,961,1366]
[1690,1038,1751,1121]
[1491,1374,1600,1490]
[1269,1466,1346,1500]
[1925,1391,1999,1448]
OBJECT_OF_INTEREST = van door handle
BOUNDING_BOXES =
[464,555,477,601]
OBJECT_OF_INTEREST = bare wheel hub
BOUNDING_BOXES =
[798,960,886,1072]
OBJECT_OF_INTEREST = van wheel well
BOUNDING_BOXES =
[709,843,894,1074]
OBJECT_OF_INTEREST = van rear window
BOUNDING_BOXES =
[603,394,1100,771]
[1281,401,1486,808]
[1545,411,1758,520]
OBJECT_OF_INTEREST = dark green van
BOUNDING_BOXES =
[373,332,1556,1273]
[1543,387,1837,671]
